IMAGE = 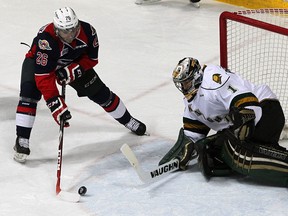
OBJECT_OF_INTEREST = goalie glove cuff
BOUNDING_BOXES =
[229,107,256,129]
[229,107,256,141]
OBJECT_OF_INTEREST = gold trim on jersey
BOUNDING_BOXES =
[183,118,210,135]
[230,92,259,108]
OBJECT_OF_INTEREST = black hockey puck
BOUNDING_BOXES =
[78,186,87,196]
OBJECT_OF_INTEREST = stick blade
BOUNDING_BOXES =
[120,143,152,183]
[57,190,81,203]
[120,143,139,168]
[121,143,181,184]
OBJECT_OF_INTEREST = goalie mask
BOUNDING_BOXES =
[53,7,80,43]
[172,57,203,96]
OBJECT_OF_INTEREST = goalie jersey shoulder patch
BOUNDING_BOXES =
[201,65,230,90]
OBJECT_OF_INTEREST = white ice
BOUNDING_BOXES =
[1,0,287,215]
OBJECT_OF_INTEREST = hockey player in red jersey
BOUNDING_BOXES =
[14,7,146,163]
[160,57,288,187]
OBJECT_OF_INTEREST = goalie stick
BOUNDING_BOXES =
[56,84,81,203]
[120,143,180,183]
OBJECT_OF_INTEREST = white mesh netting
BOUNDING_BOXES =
[225,9,288,124]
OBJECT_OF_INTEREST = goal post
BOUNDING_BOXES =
[219,9,288,127]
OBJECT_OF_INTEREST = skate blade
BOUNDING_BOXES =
[135,0,161,5]
[192,2,200,8]
[14,152,28,163]
[144,132,150,136]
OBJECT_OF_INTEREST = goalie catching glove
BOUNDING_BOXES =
[195,134,233,178]
[56,63,84,84]
[46,96,72,127]
[228,106,256,141]
[159,128,197,170]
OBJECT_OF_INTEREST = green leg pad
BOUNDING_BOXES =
[222,139,288,187]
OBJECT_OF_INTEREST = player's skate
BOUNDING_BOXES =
[190,0,200,8]
[14,136,30,163]
[125,117,146,136]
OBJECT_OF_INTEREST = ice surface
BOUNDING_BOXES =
[1,0,287,215]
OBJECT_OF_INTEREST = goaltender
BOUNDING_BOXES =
[160,57,288,187]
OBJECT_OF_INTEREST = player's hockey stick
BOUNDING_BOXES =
[56,84,80,202]
[120,143,180,183]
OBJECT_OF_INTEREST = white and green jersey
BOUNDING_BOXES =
[183,64,278,142]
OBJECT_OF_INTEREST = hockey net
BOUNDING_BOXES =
[219,9,288,139]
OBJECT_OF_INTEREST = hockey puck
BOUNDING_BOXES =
[78,186,87,196]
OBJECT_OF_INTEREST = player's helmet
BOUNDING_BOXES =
[53,7,80,43]
[172,57,203,96]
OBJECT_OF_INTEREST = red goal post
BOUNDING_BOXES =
[219,9,288,130]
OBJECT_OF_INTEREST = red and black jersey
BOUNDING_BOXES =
[26,20,99,101]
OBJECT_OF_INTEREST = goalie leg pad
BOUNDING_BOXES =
[222,130,288,187]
